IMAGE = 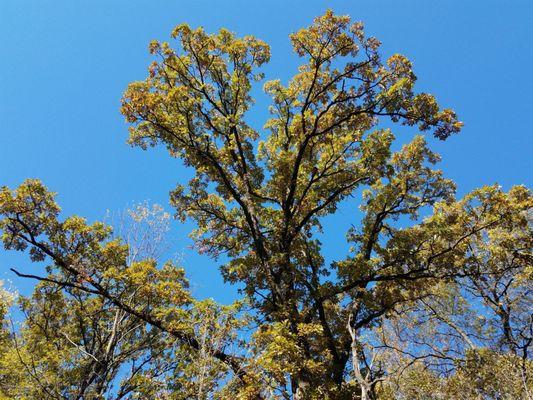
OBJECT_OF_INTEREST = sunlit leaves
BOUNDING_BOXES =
[0,10,530,399]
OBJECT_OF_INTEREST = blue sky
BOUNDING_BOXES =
[1,0,532,302]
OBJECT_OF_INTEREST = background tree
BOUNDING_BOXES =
[0,10,531,399]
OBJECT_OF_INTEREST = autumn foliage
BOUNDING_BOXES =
[0,11,531,400]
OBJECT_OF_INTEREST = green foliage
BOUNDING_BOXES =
[0,10,531,400]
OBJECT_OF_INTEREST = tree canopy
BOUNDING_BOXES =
[0,10,531,400]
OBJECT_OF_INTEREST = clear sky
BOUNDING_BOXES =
[1,0,532,302]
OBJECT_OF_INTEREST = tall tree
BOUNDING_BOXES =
[0,10,531,399]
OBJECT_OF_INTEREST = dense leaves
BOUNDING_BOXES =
[0,10,531,399]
